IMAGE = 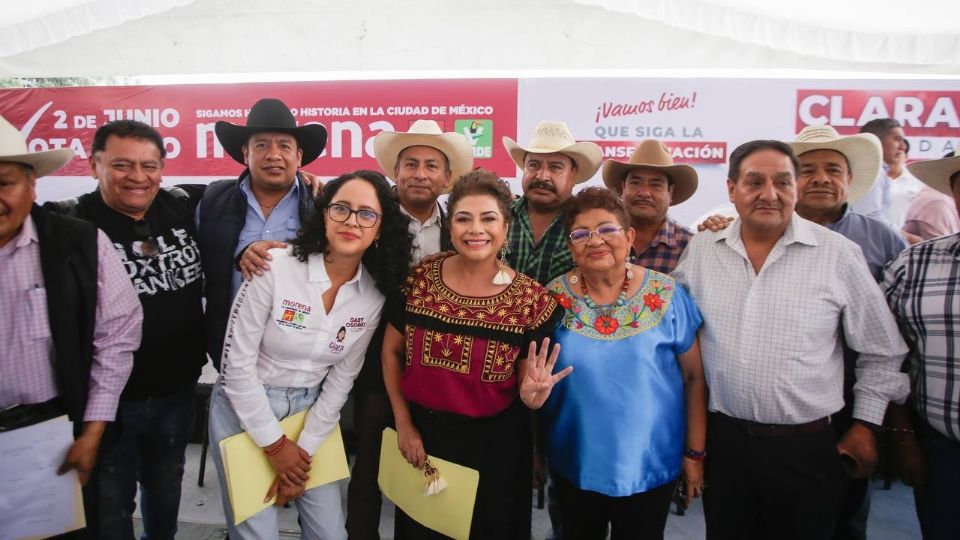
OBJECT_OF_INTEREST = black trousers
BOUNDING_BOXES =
[553,472,676,540]
[346,391,395,540]
[704,413,847,540]
[394,401,532,540]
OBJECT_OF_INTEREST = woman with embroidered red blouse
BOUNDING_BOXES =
[381,169,571,539]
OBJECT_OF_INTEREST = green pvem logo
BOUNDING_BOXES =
[455,119,493,158]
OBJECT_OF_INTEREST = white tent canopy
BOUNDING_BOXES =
[2,0,959,78]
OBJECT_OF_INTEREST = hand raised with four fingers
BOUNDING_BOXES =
[519,338,572,409]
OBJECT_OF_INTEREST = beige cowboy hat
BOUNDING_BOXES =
[502,121,602,184]
[602,139,698,205]
[374,120,474,192]
[789,125,882,204]
[907,152,960,197]
[0,115,73,177]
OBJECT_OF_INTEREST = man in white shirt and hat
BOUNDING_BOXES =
[502,121,602,285]
[346,120,473,539]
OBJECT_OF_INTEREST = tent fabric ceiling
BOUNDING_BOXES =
[576,0,960,66]
[1,0,958,78]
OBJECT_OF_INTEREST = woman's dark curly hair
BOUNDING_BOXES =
[291,170,413,295]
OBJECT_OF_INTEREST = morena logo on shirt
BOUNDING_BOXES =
[276,299,312,330]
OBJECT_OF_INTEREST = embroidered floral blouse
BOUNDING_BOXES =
[542,270,703,496]
[386,258,560,417]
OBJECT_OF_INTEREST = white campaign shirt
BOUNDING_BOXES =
[221,247,384,454]
[401,203,443,263]
[673,216,909,426]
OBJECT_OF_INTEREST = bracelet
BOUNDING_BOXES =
[264,434,288,456]
[684,447,706,462]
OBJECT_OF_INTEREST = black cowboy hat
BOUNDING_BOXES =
[215,98,327,165]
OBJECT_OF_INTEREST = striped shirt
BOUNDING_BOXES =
[882,233,960,441]
[508,196,574,285]
[0,215,141,421]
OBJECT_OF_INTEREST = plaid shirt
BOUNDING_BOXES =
[508,196,574,285]
[632,217,693,274]
[883,233,960,442]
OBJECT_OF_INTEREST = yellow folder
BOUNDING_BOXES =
[218,413,350,525]
[378,428,479,540]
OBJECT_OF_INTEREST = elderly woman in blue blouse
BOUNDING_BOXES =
[535,187,707,540]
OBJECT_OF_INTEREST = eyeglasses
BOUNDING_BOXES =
[568,225,624,245]
[326,203,381,228]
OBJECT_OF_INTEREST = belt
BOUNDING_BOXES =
[0,398,65,433]
[714,412,831,437]
[409,401,520,428]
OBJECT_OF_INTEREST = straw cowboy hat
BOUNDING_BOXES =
[907,152,960,197]
[502,121,602,184]
[215,98,328,165]
[602,139,698,205]
[373,120,475,191]
[789,125,882,204]
[0,115,73,177]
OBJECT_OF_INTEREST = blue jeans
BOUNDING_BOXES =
[916,423,960,540]
[98,387,196,540]
[208,380,347,540]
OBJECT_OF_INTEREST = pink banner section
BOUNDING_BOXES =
[0,79,519,177]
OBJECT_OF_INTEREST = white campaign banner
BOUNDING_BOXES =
[517,78,960,226]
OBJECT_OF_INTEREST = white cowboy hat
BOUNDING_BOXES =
[0,115,73,177]
[373,120,474,192]
[789,125,882,204]
[502,121,602,184]
[907,153,960,197]
[602,139,698,205]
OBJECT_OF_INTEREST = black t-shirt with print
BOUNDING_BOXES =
[74,187,206,399]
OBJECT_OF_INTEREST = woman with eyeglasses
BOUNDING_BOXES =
[208,170,413,539]
[535,187,707,540]
[381,169,571,539]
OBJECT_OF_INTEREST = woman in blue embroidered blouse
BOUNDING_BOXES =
[535,187,707,540]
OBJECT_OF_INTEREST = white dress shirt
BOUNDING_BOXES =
[885,169,925,232]
[221,247,384,454]
[673,215,909,426]
[400,203,443,263]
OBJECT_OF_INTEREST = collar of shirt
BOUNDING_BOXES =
[716,214,819,258]
[511,195,564,235]
[307,253,370,294]
[0,213,38,257]
[240,172,300,220]
[650,217,681,248]
[827,203,854,229]
[400,201,442,227]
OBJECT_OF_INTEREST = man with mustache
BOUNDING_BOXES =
[502,121,602,284]
[673,140,909,540]
[602,139,697,274]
